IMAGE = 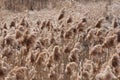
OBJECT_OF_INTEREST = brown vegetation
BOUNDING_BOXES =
[0,0,120,80]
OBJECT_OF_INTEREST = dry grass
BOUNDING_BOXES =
[0,0,120,80]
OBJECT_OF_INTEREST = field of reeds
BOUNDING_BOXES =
[0,0,120,80]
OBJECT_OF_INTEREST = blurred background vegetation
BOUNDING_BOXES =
[0,0,113,11]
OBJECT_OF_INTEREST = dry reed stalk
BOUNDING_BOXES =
[111,18,118,28]
[58,8,65,21]
[102,34,117,61]
[68,48,79,62]
[10,21,15,28]
[95,66,117,80]
[15,30,22,39]
[95,17,104,28]
[66,16,72,23]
